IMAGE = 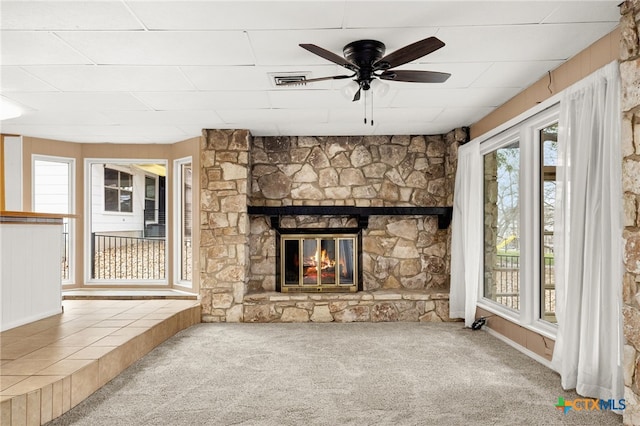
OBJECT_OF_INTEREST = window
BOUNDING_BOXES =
[540,123,557,323]
[88,160,167,284]
[174,159,192,285]
[480,105,559,333]
[144,175,157,223]
[104,168,132,213]
[33,156,75,284]
[484,141,520,311]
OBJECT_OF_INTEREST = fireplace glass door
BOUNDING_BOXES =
[281,234,357,292]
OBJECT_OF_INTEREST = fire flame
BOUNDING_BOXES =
[306,249,335,271]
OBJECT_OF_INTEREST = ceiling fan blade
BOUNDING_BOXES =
[299,44,356,69]
[379,70,451,83]
[374,37,445,70]
[353,87,361,102]
[277,75,353,86]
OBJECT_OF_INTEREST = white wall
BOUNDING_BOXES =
[1,221,62,330]
[3,136,22,210]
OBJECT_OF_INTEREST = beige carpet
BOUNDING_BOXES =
[47,322,622,425]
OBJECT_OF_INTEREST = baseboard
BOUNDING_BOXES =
[484,326,555,370]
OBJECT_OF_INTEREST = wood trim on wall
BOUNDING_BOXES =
[470,27,620,140]
[0,135,5,211]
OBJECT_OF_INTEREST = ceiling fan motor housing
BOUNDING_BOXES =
[343,40,386,89]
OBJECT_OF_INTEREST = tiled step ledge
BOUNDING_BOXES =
[242,290,451,323]
[1,301,201,425]
[62,289,198,300]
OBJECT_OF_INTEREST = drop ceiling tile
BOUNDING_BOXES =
[0,32,92,65]
[133,91,270,110]
[181,65,340,91]
[128,1,345,30]
[217,108,329,124]
[3,110,114,126]
[435,107,497,128]
[344,1,557,28]
[0,124,187,142]
[23,66,195,91]
[428,22,619,63]
[268,89,396,109]
[389,62,493,89]
[471,60,565,89]
[1,1,143,30]
[277,122,378,137]
[55,31,254,66]
[248,28,438,66]
[1,67,59,91]
[3,92,151,111]
[391,87,521,108]
[79,136,183,144]
[329,107,443,124]
[3,124,188,143]
[373,121,455,136]
[267,89,343,108]
[239,124,280,137]
[543,2,620,24]
[101,110,224,126]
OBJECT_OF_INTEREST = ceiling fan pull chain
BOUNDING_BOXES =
[370,91,374,126]
[363,89,367,124]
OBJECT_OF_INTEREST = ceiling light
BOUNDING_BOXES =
[370,79,389,98]
[340,81,360,101]
[0,98,23,120]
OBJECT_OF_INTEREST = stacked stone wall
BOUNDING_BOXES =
[248,132,467,294]
[199,129,250,323]
[621,2,640,424]
[200,129,467,323]
[243,290,450,323]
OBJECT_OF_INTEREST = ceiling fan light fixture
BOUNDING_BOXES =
[370,79,390,98]
[340,80,360,101]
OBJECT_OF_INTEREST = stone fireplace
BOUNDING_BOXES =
[279,231,360,293]
[199,129,467,322]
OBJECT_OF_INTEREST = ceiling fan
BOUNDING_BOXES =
[283,36,450,102]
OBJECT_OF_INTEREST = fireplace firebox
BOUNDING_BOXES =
[280,234,358,292]
[248,206,453,293]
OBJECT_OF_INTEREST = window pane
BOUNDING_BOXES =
[338,239,354,285]
[33,158,73,284]
[302,240,318,285]
[320,239,336,285]
[541,123,558,323]
[120,190,132,212]
[180,164,192,281]
[144,199,156,221]
[145,176,156,199]
[104,188,119,211]
[484,142,520,311]
[120,172,133,191]
[283,239,300,285]
[104,168,118,188]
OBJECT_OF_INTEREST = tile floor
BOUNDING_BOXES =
[1,298,201,425]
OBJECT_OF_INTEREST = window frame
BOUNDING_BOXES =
[478,103,560,339]
[144,174,158,224]
[85,158,169,286]
[173,157,193,288]
[32,154,76,286]
[104,167,134,214]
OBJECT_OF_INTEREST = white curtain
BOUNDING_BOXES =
[450,139,483,327]
[552,61,623,401]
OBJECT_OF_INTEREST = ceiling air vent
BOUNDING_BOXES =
[270,73,309,87]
